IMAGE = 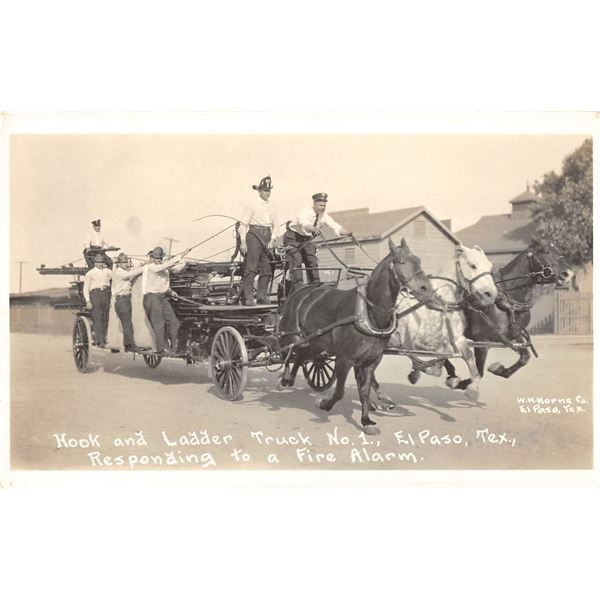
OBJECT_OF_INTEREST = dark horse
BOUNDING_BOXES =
[277,238,436,434]
[443,240,574,389]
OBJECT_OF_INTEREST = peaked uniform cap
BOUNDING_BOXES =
[252,175,273,191]
[94,254,105,264]
[312,192,328,202]
[116,252,129,263]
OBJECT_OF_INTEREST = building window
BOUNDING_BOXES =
[413,219,426,237]
[344,247,356,263]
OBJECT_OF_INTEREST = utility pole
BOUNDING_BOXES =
[164,237,180,257]
[14,261,27,294]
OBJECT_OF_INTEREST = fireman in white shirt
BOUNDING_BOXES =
[142,246,191,356]
[84,219,113,268]
[240,175,277,306]
[112,252,145,351]
[83,253,112,347]
[284,192,350,287]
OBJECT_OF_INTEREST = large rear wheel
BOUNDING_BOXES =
[209,326,249,401]
[302,356,336,392]
[72,316,93,373]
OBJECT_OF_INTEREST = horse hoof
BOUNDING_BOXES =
[316,397,332,411]
[384,402,396,412]
[378,392,393,404]
[446,376,460,390]
[464,387,480,401]
[276,376,286,390]
[488,362,504,377]
[363,424,381,436]
[408,370,420,385]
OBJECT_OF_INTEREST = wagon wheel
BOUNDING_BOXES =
[210,326,248,401]
[72,316,93,373]
[302,356,336,392]
[143,354,162,369]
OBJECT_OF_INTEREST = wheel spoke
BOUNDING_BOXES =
[214,336,225,360]
[225,369,235,397]
[223,332,232,358]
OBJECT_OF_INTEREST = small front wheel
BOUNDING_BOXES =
[209,326,249,401]
[143,354,162,369]
[302,356,336,392]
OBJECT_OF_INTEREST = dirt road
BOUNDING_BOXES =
[9,332,593,472]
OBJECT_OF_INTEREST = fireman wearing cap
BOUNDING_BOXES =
[284,192,350,287]
[83,253,112,347]
[240,175,278,306]
[84,219,113,268]
[142,246,191,356]
[111,252,145,352]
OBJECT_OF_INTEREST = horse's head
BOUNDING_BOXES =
[455,245,498,306]
[529,240,575,289]
[388,238,435,301]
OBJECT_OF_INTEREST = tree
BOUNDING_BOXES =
[533,138,592,266]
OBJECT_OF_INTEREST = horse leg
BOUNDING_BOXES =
[457,340,482,401]
[364,359,396,412]
[488,342,530,379]
[408,361,421,385]
[476,346,488,377]
[317,358,351,412]
[279,349,303,388]
[451,347,488,390]
[358,364,380,434]
[443,359,461,390]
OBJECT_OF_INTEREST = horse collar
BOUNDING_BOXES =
[354,282,397,337]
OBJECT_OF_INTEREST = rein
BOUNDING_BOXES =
[491,251,557,314]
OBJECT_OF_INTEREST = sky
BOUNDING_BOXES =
[9,133,589,293]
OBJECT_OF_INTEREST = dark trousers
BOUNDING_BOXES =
[90,288,111,345]
[283,230,319,286]
[84,247,113,269]
[143,293,179,352]
[114,294,135,348]
[242,226,272,303]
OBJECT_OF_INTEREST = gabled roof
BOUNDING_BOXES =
[328,205,460,244]
[457,213,536,253]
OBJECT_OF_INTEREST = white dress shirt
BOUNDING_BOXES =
[85,230,109,249]
[241,196,278,242]
[83,267,112,302]
[111,266,145,296]
[289,206,343,237]
[142,257,181,295]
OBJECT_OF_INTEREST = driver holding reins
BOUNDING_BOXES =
[284,192,350,288]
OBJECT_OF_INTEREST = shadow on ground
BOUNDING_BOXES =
[240,375,487,429]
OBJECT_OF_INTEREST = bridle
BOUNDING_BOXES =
[389,259,428,297]
[494,247,557,288]
[454,257,494,296]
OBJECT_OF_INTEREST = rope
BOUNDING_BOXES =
[191,246,237,262]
